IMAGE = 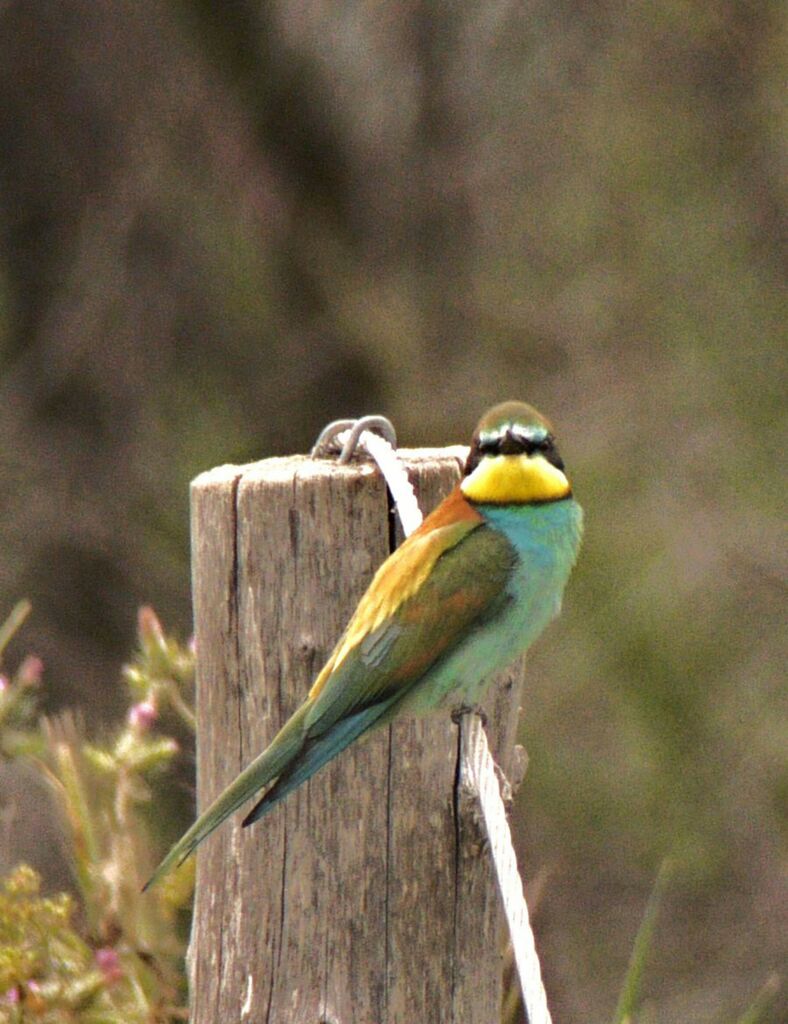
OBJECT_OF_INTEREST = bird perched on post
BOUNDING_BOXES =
[145,400,582,890]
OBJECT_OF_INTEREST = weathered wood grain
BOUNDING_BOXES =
[188,449,527,1024]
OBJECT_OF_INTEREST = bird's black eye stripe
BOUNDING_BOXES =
[513,432,553,455]
[464,428,566,475]
[464,436,499,474]
[541,437,565,471]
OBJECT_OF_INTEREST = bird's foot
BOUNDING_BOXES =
[450,703,488,727]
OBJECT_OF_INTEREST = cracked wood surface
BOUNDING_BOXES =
[188,450,526,1024]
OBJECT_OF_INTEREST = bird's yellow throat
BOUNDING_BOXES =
[461,453,571,504]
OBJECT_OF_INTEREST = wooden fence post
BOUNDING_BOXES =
[187,448,527,1024]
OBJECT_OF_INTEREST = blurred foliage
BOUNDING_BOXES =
[0,601,43,761]
[0,1,784,1020]
[0,606,194,1023]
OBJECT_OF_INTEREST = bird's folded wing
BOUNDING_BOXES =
[304,516,516,737]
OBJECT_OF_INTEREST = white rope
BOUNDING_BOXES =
[334,428,424,537]
[461,715,553,1024]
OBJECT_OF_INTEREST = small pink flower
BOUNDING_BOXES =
[5,987,19,1004]
[26,981,41,994]
[128,699,158,732]
[17,656,43,686]
[138,606,164,646]
[95,947,124,984]
[0,674,9,692]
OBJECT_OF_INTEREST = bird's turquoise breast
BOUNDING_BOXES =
[483,498,583,604]
[403,498,583,714]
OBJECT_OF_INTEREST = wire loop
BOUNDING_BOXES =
[311,415,397,462]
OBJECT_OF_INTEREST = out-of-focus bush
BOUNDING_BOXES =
[0,604,194,1023]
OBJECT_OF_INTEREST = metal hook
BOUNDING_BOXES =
[311,415,398,463]
[310,419,356,458]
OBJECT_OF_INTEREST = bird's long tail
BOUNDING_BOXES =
[142,702,310,891]
[241,696,398,827]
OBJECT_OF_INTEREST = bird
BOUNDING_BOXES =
[144,400,582,890]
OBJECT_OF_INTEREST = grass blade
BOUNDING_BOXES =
[735,973,780,1024]
[611,860,671,1024]
[0,598,32,659]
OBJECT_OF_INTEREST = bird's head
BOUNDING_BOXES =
[461,401,572,505]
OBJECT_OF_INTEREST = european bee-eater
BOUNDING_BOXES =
[144,401,582,889]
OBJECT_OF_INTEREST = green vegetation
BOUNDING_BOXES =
[0,604,193,1023]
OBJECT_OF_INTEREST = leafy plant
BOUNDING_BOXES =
[0,603,195,1023]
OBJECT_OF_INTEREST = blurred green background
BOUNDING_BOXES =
[0,2,784,1021]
